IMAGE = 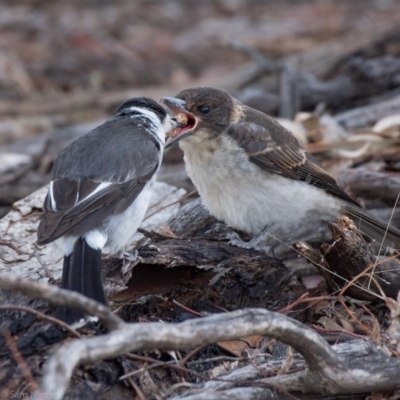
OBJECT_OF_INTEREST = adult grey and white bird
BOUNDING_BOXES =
[161,87,400,249]
[37,97,179,323]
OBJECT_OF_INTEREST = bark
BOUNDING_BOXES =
[334,93,400,129]
[295,216,400,301]
[337,168,400,206]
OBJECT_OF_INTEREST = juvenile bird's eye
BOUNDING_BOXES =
[198,105,210,114]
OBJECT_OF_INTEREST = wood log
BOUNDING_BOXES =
[0,181,185,291]
[334,93,400,130]
[295,216,400,301]
[167,339,389,400]
[337,168,400,207]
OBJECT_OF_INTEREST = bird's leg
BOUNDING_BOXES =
[117,248,140,274]
[204,222,234,237]
[227,225,275,257]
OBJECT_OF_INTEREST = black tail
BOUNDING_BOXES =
[56,237,107,324]
[344,204,400,248]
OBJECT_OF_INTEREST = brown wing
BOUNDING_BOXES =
[227,120,360,206]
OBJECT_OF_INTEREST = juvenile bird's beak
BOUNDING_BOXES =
[161,97,197,148]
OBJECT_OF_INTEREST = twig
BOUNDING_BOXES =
[370,191,400,286]
[229,41,279,72]
[181,345,208,365]
[0,274,124,331]
[293,240,384,300]
[311,325,366,340]
[122,355,212,382]
[337,298,373,336]
[127,376,146,400]
[279,294,341,314]
[33,249,55,282]
[112,296,139,314]
[123,352,271,381]
[0,305,80,338]
[2,329,38,392]
[0,239,33,256]
[144,190,197,220]
[338,261,386,300]
[125,353,161,364]
[4,211,42,236]
[178,344,207,383]
[172,299,203,318]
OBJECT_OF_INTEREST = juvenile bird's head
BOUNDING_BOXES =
[161,87,242,147]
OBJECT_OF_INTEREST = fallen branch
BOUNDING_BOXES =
[334,93,400,130]
[36,308,400,400]
[168,339,373,400]
[38,308,337,399]
[0,274,123,331]
[337,168,400,206]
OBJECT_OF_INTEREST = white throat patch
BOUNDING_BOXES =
[128,107,165,144]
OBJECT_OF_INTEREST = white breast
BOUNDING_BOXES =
[53,179,156,256]
[104,177,156,254]
[180,135,340,234]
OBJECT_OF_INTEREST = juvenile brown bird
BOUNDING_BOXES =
[161,87,400,249]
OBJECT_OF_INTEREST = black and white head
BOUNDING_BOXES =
[115,97,179,143]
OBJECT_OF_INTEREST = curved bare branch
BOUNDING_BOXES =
[0,274,124,330]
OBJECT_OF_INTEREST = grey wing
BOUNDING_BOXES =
[51,116,162,182]
[37,120,161,245]
[227,120,360,206]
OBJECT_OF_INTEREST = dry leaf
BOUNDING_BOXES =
[158,225,178,238]
[334,142,371,159]
[386,293,400,351]
[338,317,355,333]
[301,274,324,289]
[372,114,400,137]
[312,300,332,314]
[209,361,239,378]
[279,345,294,374]
[319,113,350,143]
[217,335,264,357]
[317,316,343,331]
[276,118,307,145]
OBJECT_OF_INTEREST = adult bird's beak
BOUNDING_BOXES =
[161,97,197,148]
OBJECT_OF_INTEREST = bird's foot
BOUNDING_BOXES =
[204,222,232,237]
[121,249,140,274]
[226,231,275,258]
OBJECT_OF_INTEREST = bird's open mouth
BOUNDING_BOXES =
[169,111,197,139]
[161,97,197,147]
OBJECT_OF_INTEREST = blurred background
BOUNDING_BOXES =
[1,0,400,220]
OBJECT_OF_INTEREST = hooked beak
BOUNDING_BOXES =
[161,97,197,148]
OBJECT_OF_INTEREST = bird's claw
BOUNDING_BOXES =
[227,232,275,257]
[121,249,140,274]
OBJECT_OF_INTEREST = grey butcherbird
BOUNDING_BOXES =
[161,87,400,250]
[37,97,179,323]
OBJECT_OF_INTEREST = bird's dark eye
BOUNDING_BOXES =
[198,105,210,114]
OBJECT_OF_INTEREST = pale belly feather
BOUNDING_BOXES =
[181,136,340,234]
